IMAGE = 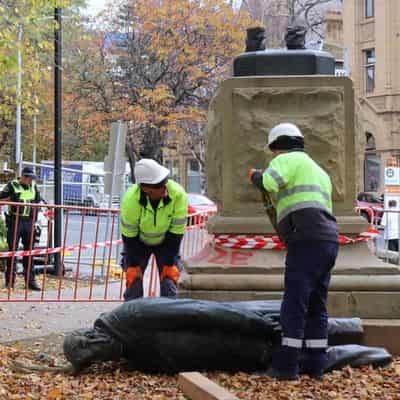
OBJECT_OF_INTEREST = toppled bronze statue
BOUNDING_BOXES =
[11,299,392,375]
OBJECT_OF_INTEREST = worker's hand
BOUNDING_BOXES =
[126,266,143,288]
[247,168,261,183]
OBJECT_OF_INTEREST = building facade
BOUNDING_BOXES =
[162,133,203,193]
[343,0,400,193]
[324,9,347,75]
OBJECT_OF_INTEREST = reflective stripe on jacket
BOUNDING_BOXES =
[262,152,333,223]
[120,179,188,246]
[10,180,37,217]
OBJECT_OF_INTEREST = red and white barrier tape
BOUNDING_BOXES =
[0,239,123,258]
[0,227,379,257]
[213,228,379,250]
[0,223,208,258]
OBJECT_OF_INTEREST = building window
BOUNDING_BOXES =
[187,159,201,193]
[364,49,375,92]
[365,132,376,151]
[165,159,180,182]
[364,133,379,192]
[365,0,374,18]
[364,154,380,192]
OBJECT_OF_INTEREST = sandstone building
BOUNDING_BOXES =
[344,0,400,193]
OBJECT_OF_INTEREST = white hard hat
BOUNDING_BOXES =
[267,123,304,147]
[134,159,170,185]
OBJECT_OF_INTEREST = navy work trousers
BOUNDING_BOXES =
[122,243,182,301]
[275,240,339,375]
[5,218,35,287]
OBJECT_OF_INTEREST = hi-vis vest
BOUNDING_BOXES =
[262,152,333,223]
[120,180,188,246]
[10,180,37,217]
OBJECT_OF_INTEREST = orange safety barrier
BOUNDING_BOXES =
[0,201,214,302]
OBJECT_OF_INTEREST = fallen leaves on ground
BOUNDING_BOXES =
[208,360,400,400]
[0,343,399,400]
[0,344,185,400]
[0,274,103,298]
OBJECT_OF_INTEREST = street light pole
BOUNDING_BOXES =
[15,24,23,173]
[32,114,37,173]
[54,7,63,275]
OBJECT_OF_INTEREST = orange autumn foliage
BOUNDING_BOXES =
[63,0,252,160]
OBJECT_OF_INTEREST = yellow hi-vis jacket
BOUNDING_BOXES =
[120,180,188,246]
[10,179,37,217]
[262,151,333,223]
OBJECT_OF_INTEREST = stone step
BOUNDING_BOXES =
[362,319,400,356]
[178,289,400,319]
[181,273,400,291]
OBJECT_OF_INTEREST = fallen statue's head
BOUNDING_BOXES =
[63,328,123,373]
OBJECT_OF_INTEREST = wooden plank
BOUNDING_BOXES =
[178,372,239,400]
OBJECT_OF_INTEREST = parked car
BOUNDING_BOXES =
[356,192,384,223]
[187,193,217,225]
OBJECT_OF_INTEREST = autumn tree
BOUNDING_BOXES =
[100,0,252,163]
[0,0,85,166]
[55,0,252,166]
[0,0,51,162]
[61,24,121,160]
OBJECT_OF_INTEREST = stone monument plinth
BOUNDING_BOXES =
[179,68,400,319]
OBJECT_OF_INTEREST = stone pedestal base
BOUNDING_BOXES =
[179,242,400,318]
[207,215,370,236]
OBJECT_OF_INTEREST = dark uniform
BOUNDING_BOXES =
[0,169,42,290]
[250,123,339,380]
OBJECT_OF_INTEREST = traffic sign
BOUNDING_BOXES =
[385,167,400,186]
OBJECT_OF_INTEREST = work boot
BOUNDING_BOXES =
[301,349,327,380]
[27,280,41,291]
[263,366,299,381]
[263,345,300,381]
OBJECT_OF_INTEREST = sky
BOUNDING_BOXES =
[85,0,108,15]
[85,0,243,14]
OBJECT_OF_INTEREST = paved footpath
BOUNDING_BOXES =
[0,283,122,343]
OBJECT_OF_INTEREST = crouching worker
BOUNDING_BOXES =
[248,123,339,381]
[120,159,188,300]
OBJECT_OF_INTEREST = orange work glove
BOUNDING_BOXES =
[160,265,180,284]
[126,266,143,288]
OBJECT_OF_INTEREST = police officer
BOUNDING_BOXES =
[0,166,42,290]
[120,159,188,300]
[249,123,339,380]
